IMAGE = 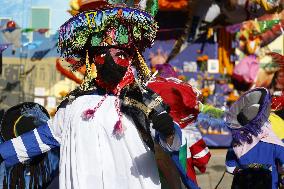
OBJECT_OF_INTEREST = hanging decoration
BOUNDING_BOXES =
[37,28,49,34]
[5,21,16,31]
[30,47,53,61]
[22,41,43,50]
[21,28,50,34]
[21,28,35,33]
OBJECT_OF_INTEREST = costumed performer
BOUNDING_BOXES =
[148,77,211,186]
[225,87,284,189]
[0,102,59,188]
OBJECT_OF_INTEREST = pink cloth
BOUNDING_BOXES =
[233,121,284,158]
[233,55,259,84]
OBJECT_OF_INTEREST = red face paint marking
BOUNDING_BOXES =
[93,48,132,67]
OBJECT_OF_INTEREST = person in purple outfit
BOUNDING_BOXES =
[225,87,284,189]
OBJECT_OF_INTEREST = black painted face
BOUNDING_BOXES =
[93,48,133,86]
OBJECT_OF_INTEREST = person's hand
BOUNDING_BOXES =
[150,112,175,138]
[141,89,175,139]
[165,134,175,146]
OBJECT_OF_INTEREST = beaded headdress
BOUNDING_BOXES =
[58,0,159,57]
[59,0,158,87]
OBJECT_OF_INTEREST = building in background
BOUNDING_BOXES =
[0,30,78,113]
[0,1,75,114]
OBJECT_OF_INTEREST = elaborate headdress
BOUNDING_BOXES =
[58,1,158,55]
[59,0,158,82]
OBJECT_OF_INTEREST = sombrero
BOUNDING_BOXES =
[58,0,159,57]
[0,102,50,141]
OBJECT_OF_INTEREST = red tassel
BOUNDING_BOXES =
[81,109,95,120]
[113,120,124,137]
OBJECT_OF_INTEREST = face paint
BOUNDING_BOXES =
[109,48,131,67]
[94,48,132,87]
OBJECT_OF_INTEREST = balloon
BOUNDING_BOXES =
[6,21,16,29]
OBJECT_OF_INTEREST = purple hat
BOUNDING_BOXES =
[226,88,271,144]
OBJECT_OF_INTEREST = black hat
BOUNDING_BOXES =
[0,102,50,141]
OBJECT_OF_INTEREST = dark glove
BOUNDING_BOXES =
[141,87,175,137]
[150,111,175,138]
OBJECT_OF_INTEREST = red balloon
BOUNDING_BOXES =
[6,21,16,29]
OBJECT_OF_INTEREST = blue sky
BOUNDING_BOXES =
[0,0,71,33]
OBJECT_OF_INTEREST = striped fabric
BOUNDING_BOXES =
[154,121,200,189]
[179,124,211,184]
[0,123,60,167]
[186,139,211,181]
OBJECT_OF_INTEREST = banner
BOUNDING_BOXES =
[21,28,49,34]
[21,28,35,33]
[31,49,51,61]
[23,41,43,50]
